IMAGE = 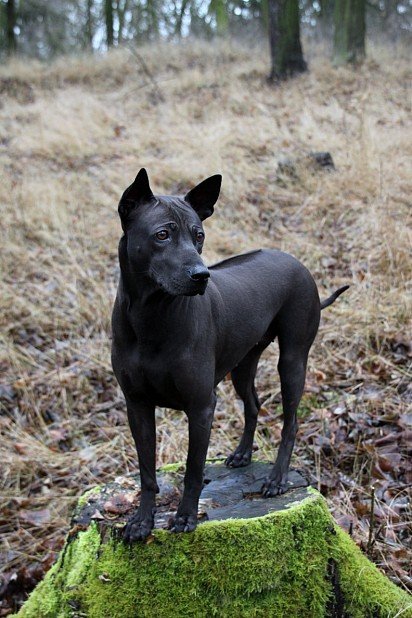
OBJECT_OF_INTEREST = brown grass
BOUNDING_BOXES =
[0,39,411,611]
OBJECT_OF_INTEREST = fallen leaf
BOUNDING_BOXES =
[103,492,136,515]
[14,443,27,455]
[19,509,51,526]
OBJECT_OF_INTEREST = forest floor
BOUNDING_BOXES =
[0,39,411,614]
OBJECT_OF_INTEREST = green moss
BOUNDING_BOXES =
[155,462,185,474]
[332,526,412,617]
[16,472,411,618]
[17,525,102,618]
[16,562,61,618]
[77,485,102,508]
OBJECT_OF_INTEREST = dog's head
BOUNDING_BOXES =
[118,169,221,296]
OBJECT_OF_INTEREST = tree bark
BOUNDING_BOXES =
[260,0,269,34]
[268,0,307,82]
[333,0,366,65]
[209,0,228,35]
[6,0,17,55]
[104,0,114,47]
[115,0,129,44]
[318,0,334,38]
[146,0,159,39]
[85,0,94,49]
[175,0,190,38]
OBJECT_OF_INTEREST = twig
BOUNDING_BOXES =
[367,485,375,556]
[126,45,165,103]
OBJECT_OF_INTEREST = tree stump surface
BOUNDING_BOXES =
[16,461,412,618]
[75,462,310,532]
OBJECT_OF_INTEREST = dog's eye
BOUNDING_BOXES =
[196,231,205,242]
[156,230,169,241]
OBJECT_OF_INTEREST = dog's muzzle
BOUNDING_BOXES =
[187,265,210,295]
[188,265,210,283]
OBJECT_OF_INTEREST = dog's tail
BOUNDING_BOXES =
[320,285,349,310]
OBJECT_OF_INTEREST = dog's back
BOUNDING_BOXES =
[207,248,321,383]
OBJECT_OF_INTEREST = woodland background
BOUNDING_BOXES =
[0,0,411,614]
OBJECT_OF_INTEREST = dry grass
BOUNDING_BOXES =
[0,39,411,611]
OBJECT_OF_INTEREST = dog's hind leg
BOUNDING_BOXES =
[262,328,315,497]
[226,344,267,468]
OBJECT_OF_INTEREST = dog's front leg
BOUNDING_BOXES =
[171,393,216,533]
[123,399,158,542]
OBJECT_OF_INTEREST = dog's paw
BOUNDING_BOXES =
[225,447,252,468]
[169,512,198,534]
[123,512,154,543]
[261,477,289,498]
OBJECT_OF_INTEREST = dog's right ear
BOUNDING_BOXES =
[118,168,154,223]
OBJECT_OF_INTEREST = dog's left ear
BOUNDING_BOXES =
[184,174,222,221]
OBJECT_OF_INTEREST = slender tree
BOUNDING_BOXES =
[175,0,190,37]
[85,0,94,48]
[115,0,129,44]
[104,0,114,47]
[209,0,228,35]
[268,0,307,81]
[333,0,366,65]
[146,0,159,39]
[6,0,17,54]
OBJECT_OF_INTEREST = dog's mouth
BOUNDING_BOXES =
[177,278,209,296]
[153,276,208,297]
[185,279,208,296]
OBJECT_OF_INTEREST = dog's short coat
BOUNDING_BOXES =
[111,169,348,541]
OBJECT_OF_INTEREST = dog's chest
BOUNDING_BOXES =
[117,338,191,408]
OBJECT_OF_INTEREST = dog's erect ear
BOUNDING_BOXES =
[118,168,154,222]
[184,174,222,221]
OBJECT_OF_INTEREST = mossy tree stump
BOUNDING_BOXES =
[16,462,411,618]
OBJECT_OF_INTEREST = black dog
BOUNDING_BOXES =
[111,169,348,542]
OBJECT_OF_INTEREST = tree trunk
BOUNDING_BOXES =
[318,0,334,38]
[209,0,228,35]
[104,0,114,47]
[115,0,129,44]
[333,0,366,65]
[175,0,190,38]
[268,0,307,82]
[85,0,94,49]
[6,0,17,55]
[146,0,159,40]
[16,461,411,618]
[260,0,269,34]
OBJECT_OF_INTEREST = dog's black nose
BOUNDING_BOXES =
[188,265,210,283]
